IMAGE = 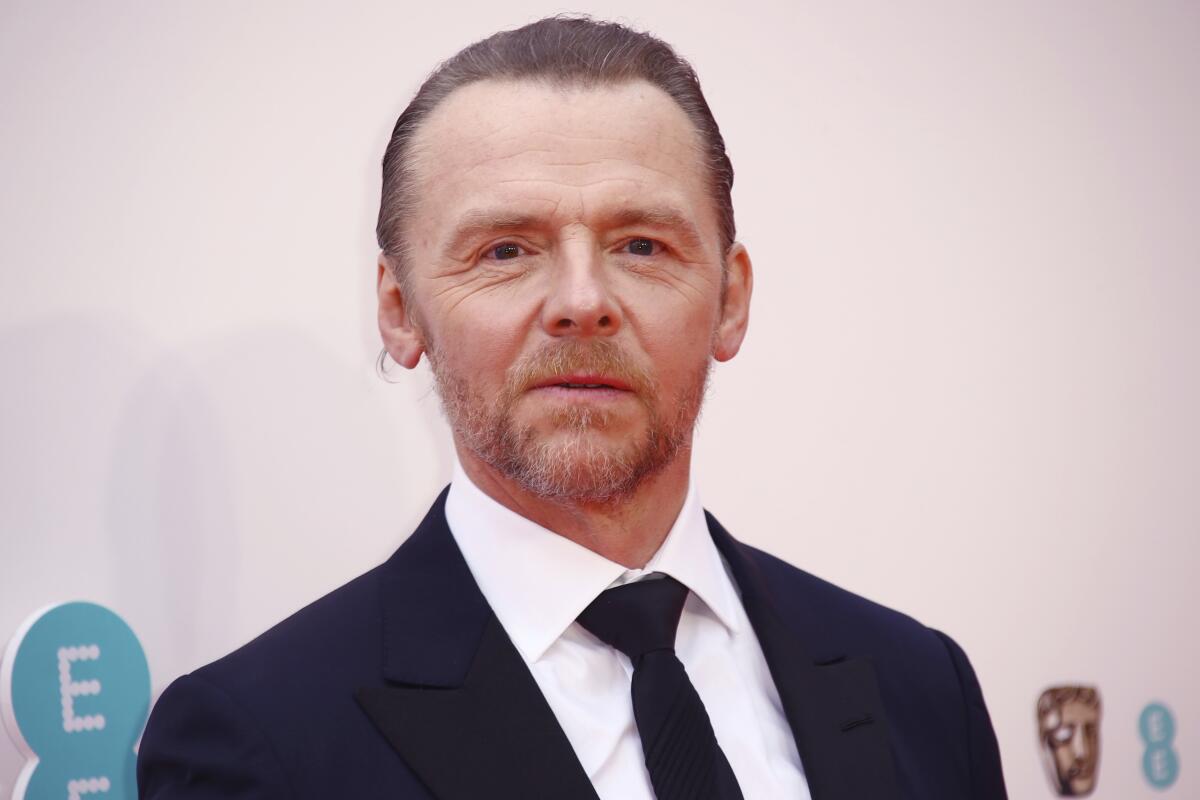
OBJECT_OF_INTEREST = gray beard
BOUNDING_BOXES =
[427,338,710,504]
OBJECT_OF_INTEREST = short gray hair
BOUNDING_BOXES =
[376,14,736,278]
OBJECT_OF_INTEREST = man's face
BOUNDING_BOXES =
[1037,688,1102,796]
[379,79,750,501]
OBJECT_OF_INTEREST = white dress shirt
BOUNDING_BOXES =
[445,463,812,800]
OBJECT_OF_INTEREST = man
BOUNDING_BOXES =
[138,15,1007,800]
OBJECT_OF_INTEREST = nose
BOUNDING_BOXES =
[540,241,622,338]
[1072,733,1089,760]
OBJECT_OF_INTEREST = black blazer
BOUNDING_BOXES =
[138,488,1007,799]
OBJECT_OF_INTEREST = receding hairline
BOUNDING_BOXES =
[403,75,707,183]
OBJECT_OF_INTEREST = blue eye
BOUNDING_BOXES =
[627,238,657,256]
[491,243,522,260]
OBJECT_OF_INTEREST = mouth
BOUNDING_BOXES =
[1068,763,1094,780]
[531,374,634,392]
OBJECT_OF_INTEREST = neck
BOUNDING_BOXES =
[454,444,692,569]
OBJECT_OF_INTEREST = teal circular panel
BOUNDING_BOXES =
[1139,703,1176,746]
[1143,745,1180,789]
[1138,703,1180,790]
[6,602,150,800]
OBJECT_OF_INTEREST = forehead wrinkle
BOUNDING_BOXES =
[443,143,702,188]
[489,177,645,191]
[442,196,708,253]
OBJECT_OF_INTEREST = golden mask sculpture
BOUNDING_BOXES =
[1037,686,1102,796]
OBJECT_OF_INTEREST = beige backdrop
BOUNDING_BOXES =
[2,1,1197,797]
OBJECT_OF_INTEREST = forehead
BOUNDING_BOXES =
[1059,701,1099,721]
[1043,699,1099,726]
[407,79,715,242]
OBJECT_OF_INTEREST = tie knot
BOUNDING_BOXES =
[577,575,689,661]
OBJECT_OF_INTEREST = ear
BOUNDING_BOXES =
[377,255,425,369]
[712,242,753,362]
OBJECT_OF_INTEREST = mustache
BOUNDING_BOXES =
[506,339,654,396]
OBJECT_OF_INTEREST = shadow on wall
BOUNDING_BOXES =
[103,323,439,682]
[2,313,442,790]
[103,343,238,688]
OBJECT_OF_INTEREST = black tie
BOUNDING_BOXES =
[576,576,745,800]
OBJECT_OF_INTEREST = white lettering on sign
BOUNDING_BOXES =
[67,776,111,799]
[58,645,105,733]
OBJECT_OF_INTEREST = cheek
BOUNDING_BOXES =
[434,304,530,380]
[638,292,719,349]
[638,306,717,386]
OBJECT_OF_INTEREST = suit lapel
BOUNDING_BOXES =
[356,490,599,800]
[707,511,901,800]
[355,489,899,800]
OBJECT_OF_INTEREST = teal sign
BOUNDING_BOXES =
[1,602,150,800]
[1139,702,1180,790]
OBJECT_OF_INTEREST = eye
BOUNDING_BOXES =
[489,242,523,260]
[626,238,660,256]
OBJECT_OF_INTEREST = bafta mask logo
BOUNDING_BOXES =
[1037,686,1102,796]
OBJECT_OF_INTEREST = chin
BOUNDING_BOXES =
[495,429,672,504]
[1066,779,1095,796]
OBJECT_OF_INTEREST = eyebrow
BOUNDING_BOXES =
[607,206,706,250]
[441,204,708,257]
[442,211,544,258]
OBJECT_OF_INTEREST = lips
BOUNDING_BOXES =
[531,374,633,392]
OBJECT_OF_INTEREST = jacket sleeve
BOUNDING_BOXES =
[931,630,1009,800]
[138,672,293,799]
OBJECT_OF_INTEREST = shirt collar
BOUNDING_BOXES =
[444,462,742,664]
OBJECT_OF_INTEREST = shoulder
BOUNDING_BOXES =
[196,561,387,695]
[138,563,402,798]
[737,541,946,658]
[738,540,967,698]
[735,541,1008,798]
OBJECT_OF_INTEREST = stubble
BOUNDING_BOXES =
[428,338,709,504]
